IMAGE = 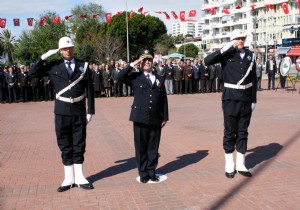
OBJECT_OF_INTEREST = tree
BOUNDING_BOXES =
[178,43,199,58]
[15,11,67,63]
[154,34,175,55]
[0,29,16,65]
[100,13,167,61]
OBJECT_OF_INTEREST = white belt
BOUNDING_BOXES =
[224,82,252,90]
[56,94,85,103]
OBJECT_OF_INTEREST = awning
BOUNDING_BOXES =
[277,47,291,55]
[286,48,300,56]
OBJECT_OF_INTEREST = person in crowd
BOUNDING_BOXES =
[193,59,201,93]
[43,75,53,101]
[208,64,217,93]
[111,62,122,97]
[102,64,112,97]
[204,29,257,179]
[163,59,174,95]
[6,66,18,103]
[29,36,95,192]
[266,55,277,90]
[199,60,208,93]
[0,65,5,103]
[256,58,263,91]
[154,61,165,77]
[18,65,29,102]
[174,59,184,94]
[117,51,169,183]
[183,59,193,94]
[92,64,102,98]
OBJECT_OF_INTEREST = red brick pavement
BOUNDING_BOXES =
[1,80,300,210]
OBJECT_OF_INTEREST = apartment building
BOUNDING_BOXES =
[201,0,300,62]
[172,20,203,38]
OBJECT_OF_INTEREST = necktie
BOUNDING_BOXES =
[146,74,152,86]
[66,61,73,77]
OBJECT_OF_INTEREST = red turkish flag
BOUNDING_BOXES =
[265,4,275,10]
[40,17,46,26]
[250,4,256,10]
[13,18,20,26]
[210,7,216,14]
[92,14,99,18]
[117,11,124,16]
[171,11,178,19]
[65,15,73,20]
[189,10,197,17]
[27,18,34,26]
[223,8,230,14]
[155,11,162,14]
[298,0,300,13]
[105,13,112,22]
[163,12,170,20]
[80,14,87,18]
[0,18,6,28]
[143,12,148,16]
[236,5,242,9]
[138,7,143,14]
[53,16,60,24]
[180,11,185,21]
[129,11,134,19]
[281,3,289,14]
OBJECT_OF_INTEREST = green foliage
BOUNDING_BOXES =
[154,34,175,55]
[14,11,67,64]
[0,29,16,65]
[178,43,199,58]
[100,13,167,61]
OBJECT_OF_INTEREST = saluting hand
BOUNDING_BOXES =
[41,49,59,60]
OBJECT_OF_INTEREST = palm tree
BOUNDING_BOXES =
[0,29,16,64]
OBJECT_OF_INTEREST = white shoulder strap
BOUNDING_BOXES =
[237,54,255,86]
[56,62,88,98]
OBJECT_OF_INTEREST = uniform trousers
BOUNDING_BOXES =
[55,114,87,165]
[133,122,161,179]
[222,100,252,154]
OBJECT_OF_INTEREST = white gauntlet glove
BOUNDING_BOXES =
[221,40,235,54]
[251,103,256,112]
[86,114,93,124]
[41,49,59,60]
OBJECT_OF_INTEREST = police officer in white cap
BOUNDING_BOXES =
[29,37,95,192]
[204,29,257,179]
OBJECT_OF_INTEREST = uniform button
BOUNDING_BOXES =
[150,101,152,103]
[150,95,152,97]
[240,62,242,64]
[69,80,71,83]
[149,107,152,109]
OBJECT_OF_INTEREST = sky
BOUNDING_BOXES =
[0,0,203,38]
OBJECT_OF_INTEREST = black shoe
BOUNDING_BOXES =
[140,176,150,183]
[225,170,236,179]
[237,170,252,177]
[57,184,75,192]
[76,183,94,190]
[150,175,160,182]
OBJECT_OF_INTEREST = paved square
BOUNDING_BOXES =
[1,80,299,209]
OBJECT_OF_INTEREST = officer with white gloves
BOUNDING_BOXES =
[204,29,257,179]
[29,37,95,192]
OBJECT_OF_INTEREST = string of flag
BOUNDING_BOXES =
[0,2,297,29]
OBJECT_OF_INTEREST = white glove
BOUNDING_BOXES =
[251,103,256,112]
[86,114,93,124]
[41,49,59,60]
[221,40,235,54]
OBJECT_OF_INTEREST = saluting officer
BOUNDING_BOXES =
[29,37,95,192]
[117,51,169,183]
[204,29,257,179]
